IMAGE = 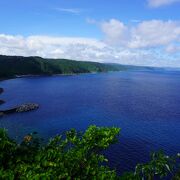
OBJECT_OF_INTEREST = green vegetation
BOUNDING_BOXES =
[0,55,128,78]
[0,126,179,179]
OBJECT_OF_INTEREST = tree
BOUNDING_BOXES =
[0,126,120,179]
[0,126,179,179]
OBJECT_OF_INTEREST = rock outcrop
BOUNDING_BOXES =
[16,103,39,112]
[0,103,39,116]
[0,88,3,94]
[0,87,39,117]
[0,88,4,106]
[0,100,5,105]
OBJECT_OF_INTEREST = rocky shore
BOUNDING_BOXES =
[0,103,39,116]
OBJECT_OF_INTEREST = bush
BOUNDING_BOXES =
[0,126,179,179]
[0,126,120,179]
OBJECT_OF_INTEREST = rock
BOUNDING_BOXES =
[0,100,5,105]
[0,112,4,117]
[16,103,39,112]
[1,108,17,114]
[0,103,39,116]
[0,88,4,94]
[16,103,39,113]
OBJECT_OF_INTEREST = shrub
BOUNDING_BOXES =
[0,126,179,179]
[0,126,120,179]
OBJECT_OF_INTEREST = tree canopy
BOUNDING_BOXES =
[0,126,179,179]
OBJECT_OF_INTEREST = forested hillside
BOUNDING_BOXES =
[0,55,128,78]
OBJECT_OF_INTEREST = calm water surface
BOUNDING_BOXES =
[0,70,180,173]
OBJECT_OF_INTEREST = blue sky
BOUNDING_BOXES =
[0,0,180,67]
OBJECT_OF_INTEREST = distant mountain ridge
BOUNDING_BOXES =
[0,55,129,78]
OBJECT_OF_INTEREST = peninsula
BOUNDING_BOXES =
[0,55,129,79]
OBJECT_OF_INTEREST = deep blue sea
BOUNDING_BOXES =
[0,70,180,173]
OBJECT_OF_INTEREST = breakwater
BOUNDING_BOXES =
[0,103,39,116]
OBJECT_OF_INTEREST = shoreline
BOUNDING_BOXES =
[0,71,118,82]
[0,71,115,114]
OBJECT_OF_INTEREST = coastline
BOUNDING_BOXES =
[0,71,117,115]
[0,70,119,82]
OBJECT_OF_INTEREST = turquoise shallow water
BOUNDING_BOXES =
[0,70,180,173]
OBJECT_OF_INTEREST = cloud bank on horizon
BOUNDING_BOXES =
[0,0,179,67]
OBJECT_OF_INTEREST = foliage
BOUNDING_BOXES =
[0,126,120,179]
[0,126,179,179]
[120,151,180,180]
[0,55,128,78]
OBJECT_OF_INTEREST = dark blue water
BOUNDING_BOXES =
[0,70,180,173]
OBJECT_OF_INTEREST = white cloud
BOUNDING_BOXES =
[165,44,180,53]
[148,0,180,7]
[55,8,81,14]
[100,19,129,45]
[129,20,180,48]
[2,20,179,67]
[86,18,97,25]
[130,19,141,23]
[26,36,106,48]
[100,19,180,49]
[0,34,107,60]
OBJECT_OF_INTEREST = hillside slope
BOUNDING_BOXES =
[0,55,128,78]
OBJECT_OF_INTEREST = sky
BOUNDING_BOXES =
[0,0,180,67]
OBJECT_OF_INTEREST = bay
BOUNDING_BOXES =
[0,70,180,173]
